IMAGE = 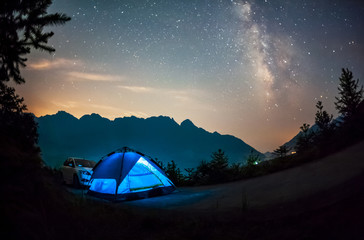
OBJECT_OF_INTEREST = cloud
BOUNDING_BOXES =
[67,71,124,82]
[28,58,124,82]
[51,100,79,109]
[28,58,82,70]
[117,84,212,111]
[88,104,122,112]
[118,85,154,93]
[118,84,205,101]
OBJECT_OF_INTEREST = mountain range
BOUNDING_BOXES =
[37,111,263,170]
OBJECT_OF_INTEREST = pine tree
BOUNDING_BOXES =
[193,160,211,184]
[208,149,229,183]
[0,0,69,157]
[246,151,261,166]
[0,0,71,84]
[165,160,183,185]
[315,101,333,133]
[0,83,27,114]
[210,149,229,171]
[273,145,290,158]
[184,168,194,182]
[295,123,314,153]
[335,68,363,120]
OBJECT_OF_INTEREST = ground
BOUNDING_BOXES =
[75,141,364,210]
[69,141,364,239]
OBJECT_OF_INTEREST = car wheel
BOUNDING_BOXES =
[73,174,80,188]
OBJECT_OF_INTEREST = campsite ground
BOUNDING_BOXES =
[77,140,364,211]
[70,141,364,238]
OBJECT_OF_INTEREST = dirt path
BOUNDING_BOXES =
[121,141,364,212]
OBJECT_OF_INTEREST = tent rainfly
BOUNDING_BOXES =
[88,147,175,201]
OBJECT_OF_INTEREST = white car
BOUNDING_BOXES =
[61,157,96,187]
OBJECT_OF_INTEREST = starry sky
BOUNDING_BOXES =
[13,0,364,152]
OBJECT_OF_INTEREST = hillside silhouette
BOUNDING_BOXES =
[37,111,262,169]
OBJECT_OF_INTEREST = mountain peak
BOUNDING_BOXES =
[80,113,111,124]
[52,111,78,120]
[181,119,196,128]
[56,110,74,117]
[80,113,103,120]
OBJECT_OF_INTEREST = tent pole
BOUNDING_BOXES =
[114,151,125,201]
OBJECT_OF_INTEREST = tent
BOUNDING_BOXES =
[88,147,175,201]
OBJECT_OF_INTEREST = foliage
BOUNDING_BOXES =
[207,149,230,182]
[163,150,234,186]
[273,145,290,158]
[315,101,334,134]
[296,123,314,153]
[246,151,261,166]
[0,78,39,155]
[0,0,70,160]
[0,83,26,113]
[295,68,363,158]
[184,168,194,182]
[192,160,211,184]
[295,101,334,156]
[165,160,184,186]
[1,4,70,236]
[210,149,229,170]
[0,0,70,84]
[188,149,233,184]
[335,68,363,120]
[155,158,165,171]
[241,151,262,178]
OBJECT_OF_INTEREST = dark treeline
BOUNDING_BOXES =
[162,68,364,186]
[158,149,263,186]
[295,68,364,158]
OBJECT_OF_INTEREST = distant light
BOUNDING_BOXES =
[291,151,296,155]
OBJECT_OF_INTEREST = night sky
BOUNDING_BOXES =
[14,0,364,152]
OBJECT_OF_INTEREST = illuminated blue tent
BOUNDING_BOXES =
[88,147,175,201]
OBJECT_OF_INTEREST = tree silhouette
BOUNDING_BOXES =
[246,150,261,166]
[0,0,70,157]
[0,83,27,114]
[208,149,230,183]
[193,160,210,184]
[191,149,230,184]
[273,145,290,158]
[210,149,229,171]
[335,68,363,120]
[315,101,333,134]
[0,0,70,84]
[184,168,194,182]
[165,160,183,185]
[296,123,313,153]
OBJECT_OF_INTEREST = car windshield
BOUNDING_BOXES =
[74,159,96,168]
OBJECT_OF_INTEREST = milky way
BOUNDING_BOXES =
[15,0,364,151]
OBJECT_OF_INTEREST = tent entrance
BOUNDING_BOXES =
[117,157,171,194]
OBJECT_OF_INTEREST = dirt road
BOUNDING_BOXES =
[120,141,364,213]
